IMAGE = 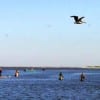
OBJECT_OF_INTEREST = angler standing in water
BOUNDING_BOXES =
[0,68,2,77]
[59,72,64,80]
[80,72,85,81]
[15,70,19,77]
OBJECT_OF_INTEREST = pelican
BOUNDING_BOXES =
[70,16,86,24]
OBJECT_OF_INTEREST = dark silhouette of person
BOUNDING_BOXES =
[0,68,2,77]
[80,72,85,81]
[15,70,19,77]
[59,72,64,80]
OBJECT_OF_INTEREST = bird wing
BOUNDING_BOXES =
[70,16,78,22]
[78,17,85,21]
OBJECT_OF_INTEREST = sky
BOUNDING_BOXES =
[0,0,100,67]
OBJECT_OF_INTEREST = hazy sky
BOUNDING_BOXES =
[0,0,100,67]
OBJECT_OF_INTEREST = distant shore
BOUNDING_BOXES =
[0,66,100,70]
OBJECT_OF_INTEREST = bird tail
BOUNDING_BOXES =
[80,21,86,24]
[83,21,86,23]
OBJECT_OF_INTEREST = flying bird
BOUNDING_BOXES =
[70,16,86,24]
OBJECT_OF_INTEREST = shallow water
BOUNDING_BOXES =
[0,69,100,100]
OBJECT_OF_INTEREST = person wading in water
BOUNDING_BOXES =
[80,72,85,81]
[0,68,2,77]
[59,72,64,80]
[15,70,19,77]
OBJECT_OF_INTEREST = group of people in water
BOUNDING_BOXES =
[59,72,85,81]
[0,68,19,78]
[0,68,85,81]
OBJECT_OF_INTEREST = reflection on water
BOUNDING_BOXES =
[0,69,100,100]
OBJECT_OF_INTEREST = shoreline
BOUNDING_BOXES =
[0,67,100,70]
